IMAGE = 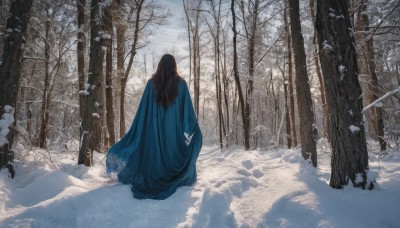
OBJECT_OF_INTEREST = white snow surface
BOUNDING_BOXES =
[322,40,333,51]
[92,113,100,118]
[0,105,15,146]
[1,142,400,227]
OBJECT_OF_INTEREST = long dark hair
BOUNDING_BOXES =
[151,54,180,107]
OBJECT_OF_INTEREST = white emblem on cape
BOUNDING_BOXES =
[184,132,195,145]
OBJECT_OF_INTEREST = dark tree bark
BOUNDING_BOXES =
[76,0,86,138]
[310,0,330,141]
[115,0,126,139]
[0,0,33,177]
[354,0,386,151]
[193,1,202,117]
[104,4,115,146]
[78,0,108,166]
[231,0,249,150]
[289,0,317,166]
[243,0,260,149]
[316,0,372,189]
[0,0,6,56]
[221,30,230,147]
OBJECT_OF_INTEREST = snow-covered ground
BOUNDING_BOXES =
[1,141,400,227]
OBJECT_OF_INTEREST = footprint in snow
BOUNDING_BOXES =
[241,160,254,170]
[237,168,252,177]
[252,169,264,178]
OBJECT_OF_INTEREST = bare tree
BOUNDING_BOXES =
[221,28,231,147]
[231,0,249,150]
[288,0,317,166]
[117,0,169,137]
[202,0,226,148]
[310,0,329,141]
[29,1,77,149]
[239,0,261,149]
[37,3,53,148]
[183,0,192,88]
[283,3,292,148]
[354,0,386,151]
[183,0,202,117]
[119,0,144,136]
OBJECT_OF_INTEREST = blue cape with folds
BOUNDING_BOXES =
[106,78,202,200]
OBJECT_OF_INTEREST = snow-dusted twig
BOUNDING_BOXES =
[45,148,59,169]
[12,126,34,150]
[362,87,400,113]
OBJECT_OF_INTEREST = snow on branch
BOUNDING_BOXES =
[362,87,400,113]
[79,83,91,96]
[322,40,333,51]
[92,113,100,118]
[349,125,360,134]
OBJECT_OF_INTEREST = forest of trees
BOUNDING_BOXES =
[0,0,399,190]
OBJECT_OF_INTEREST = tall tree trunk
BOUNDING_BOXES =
[285,1,297,147]
[183,0,192,89]
[316,0,372,189]
[244,0,260,149]
[354,0,386,151]
[78,0,108,166]
[193,26,201,117]
[104,4,115,146]
[231,0,249,150]
[0,0,33,177]
[26,61,36,141]
[119,0,143,137]
[310,0,330,140]
[216,72,223,148]
[232,84,238,144]
[283,0,293,149]
[222,31,230,146]
[192,0,202,117]
[207,0,225,149]
[288,28,297,147]
[289,0,317,166]
[76,0,86,142]
[366,40,386,150]
[214,43,223,148]
[115,0,126,139]
[284,78,292,148]
[38,6,52,149]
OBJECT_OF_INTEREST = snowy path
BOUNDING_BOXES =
[1,145,400,227]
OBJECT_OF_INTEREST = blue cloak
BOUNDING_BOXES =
[106,78,202,200]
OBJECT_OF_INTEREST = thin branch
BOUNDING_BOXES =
[372,0,400,34]
[255,28,285,66]
[362,87,400,113]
